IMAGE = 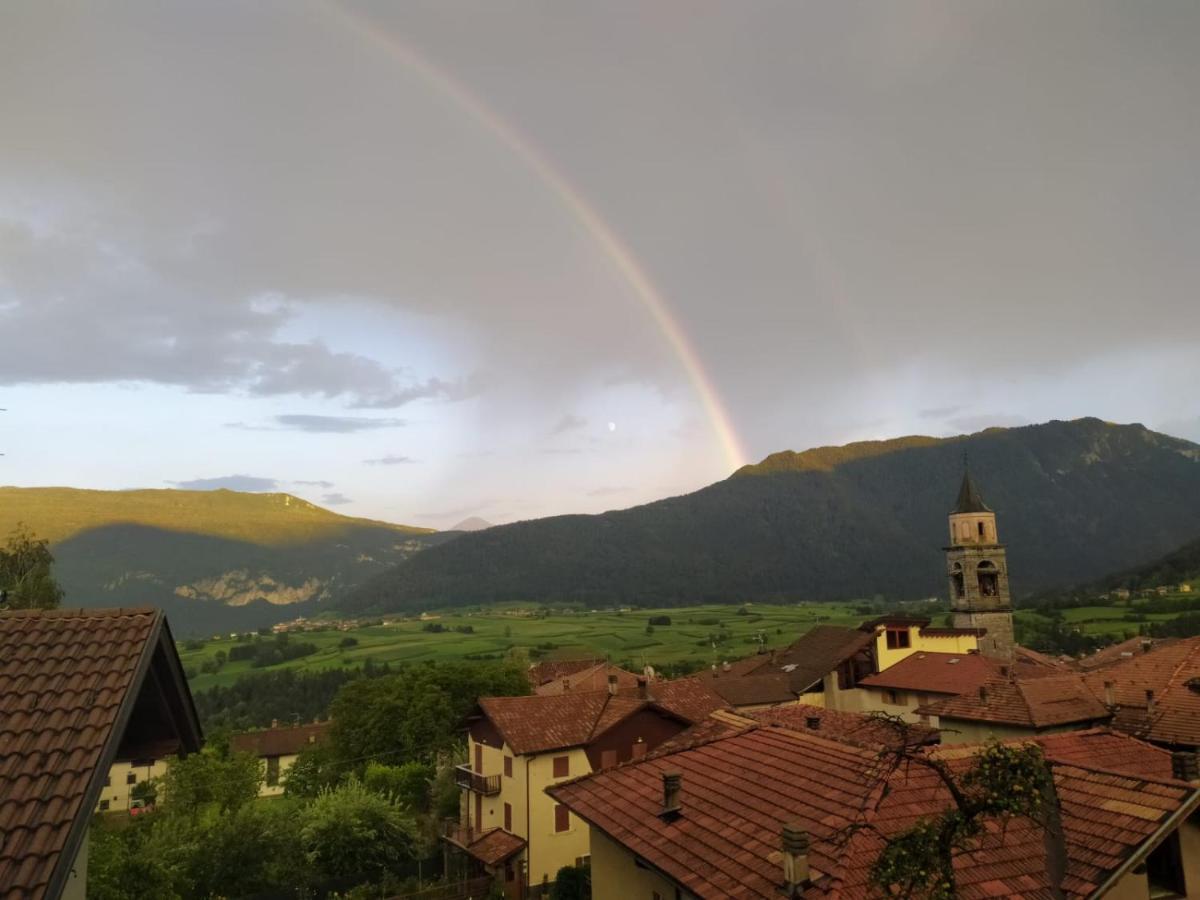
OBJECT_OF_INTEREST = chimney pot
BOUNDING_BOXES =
[637,676,649,700]
[1104,680,1115,707]
[1146,689,1156,716]
[562,677,570,691]
[607,673,619,696]
[660,771,682,819]
[1171,751,1200,783]
[271,718,279,729]
[1141,640,1153,654]
[781,822,810,892]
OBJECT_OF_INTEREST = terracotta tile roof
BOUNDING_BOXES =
[744,625,876,692]
[533,662,641,696]
[462,828,526,867]
[1034,728,1176,780]
[548,726,882,899]
[819,747,1200,899]
[644,677,728,722]
[749,704,938,750]
[0,607,200,900]
[526,658,605,687]
[1073,636,1173,672]
[919,673,1110,729]
[1014,645,1072,670]
[859,651,996,695]
[1081,636,1200,746]
[550,723,1200,900]
[704,672,796,707]
[477,690,685,756]
[230,721,328,758]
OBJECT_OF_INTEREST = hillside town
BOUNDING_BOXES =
[2,472,1199,899]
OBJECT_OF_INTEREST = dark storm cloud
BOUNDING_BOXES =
[170,475,279,491]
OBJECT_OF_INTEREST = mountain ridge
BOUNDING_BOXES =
[339,418,1200,614]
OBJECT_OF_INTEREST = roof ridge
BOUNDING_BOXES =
[1045,758,1196,790]
[0,606,159,619]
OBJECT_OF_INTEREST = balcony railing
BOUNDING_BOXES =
[454,764,500,796]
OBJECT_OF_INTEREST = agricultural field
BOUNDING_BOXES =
[177,601,887,691]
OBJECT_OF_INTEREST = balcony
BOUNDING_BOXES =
[455,764,500,796]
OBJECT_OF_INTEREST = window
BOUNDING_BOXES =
[99,800,110,812]
[977,521,984,537]
[977,561,999,597]
[266,756,280,787]
[553,756,569,778]
[554,803,570,833]
[885,628,910,650]
[504,802,512,831]
[503,755,513,778]
[885,689,903,706]
[126,773,137,786]
[951,563,965,598]
[1146,830,1186,897]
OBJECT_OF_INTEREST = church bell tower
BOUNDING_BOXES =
[946,468,1014,660]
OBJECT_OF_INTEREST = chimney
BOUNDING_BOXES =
[637,676,649,700]
[781,822,810,893]
[659,771,682,819]
[1104,681,1115,707]
[722,661,731,672]
[1142,639,1153,654]
[1146,689,1155,717]
[999,664,1009,678]
[562,677,570,692]
[607,673,619,696]
[805,716,820,730]
[271,718,279,729]
[1171,751,1200,783]
[979,685,988,702]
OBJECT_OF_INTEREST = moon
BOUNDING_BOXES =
[607,421,617,432]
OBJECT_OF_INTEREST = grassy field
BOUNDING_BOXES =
[178,602,880,691]
[1014,603,1183,638]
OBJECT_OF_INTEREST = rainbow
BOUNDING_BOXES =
[321,2,749,472]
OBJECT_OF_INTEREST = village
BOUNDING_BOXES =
[4,471,1200,899]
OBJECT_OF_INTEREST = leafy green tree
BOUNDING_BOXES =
[159,747,262,815]
[130,779,158,805]
[300,779,415,887]
[364,761,434,812]
[550,864,591,900]
[86,819,181,900]
[284,744,340,799]
[0,525,63,609]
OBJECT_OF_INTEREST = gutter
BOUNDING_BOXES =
[1089,784,1200,898]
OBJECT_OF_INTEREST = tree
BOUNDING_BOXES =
[845,715,1060,900]
[364,761,434,812]
[159,747,262,816]
[285,744,340,799]
[0,524,63,609]
[299,779,415,887]
[549,864,590,900]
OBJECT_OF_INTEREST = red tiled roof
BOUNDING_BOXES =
[549,727,881,899]
[550,724,1200,900]
[1034,728,1176,780]
[644,677,728,722]
[526,658,605,686]
[743,625,876,692]
[750,704,938,750]
[859,651,995,695]
[230,721,328,758]
[477,690,684,756]
[0,607,201,900]
[819,746,1200,899]
[1073,636,1174,672]
[1081,636,1200,746]
[533,662,641,696]
[919,673,1110,729]
[1014,645,1071,671]
[704,672,795,707]
[463,828,526,867]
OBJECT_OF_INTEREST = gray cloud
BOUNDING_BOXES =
[548,414,587,437]
[364,455,418,465]
[169,474,279,491]
[946,414,1032,434]
[227,415,408,433]
[293,479,335,488]
[321,492,353,506]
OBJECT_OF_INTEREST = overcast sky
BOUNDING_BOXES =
[2,1,1198,528]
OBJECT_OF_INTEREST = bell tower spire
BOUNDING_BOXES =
[945,464,1014,660]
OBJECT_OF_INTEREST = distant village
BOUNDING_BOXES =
[5,470,1200,899]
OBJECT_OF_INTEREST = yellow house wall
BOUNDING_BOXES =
[95,759,170,812]
[62,832,87,900]
[588,826,679,900]
[873,627,980,673]
[260,752,299,797]
[464,736,593,887]
[854,686,939,726]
